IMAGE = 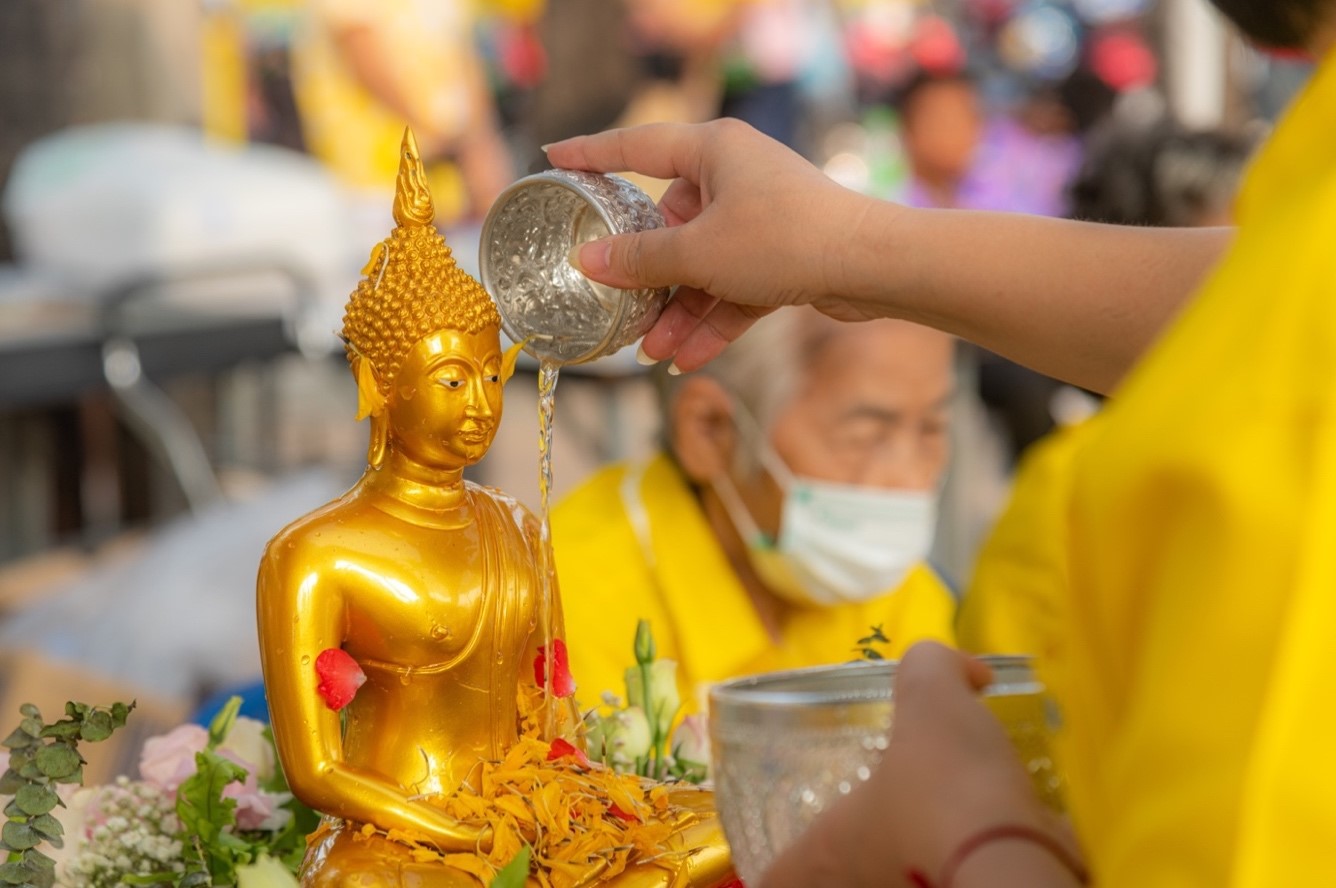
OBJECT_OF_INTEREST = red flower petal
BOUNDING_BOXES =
[533,638,576,698]
[546,737,592,769]
[718,879,746,888]
[315,648,366,711]
[608,804,638,823]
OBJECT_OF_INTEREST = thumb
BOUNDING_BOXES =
[571,226,688,291]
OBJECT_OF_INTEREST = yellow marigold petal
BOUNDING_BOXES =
[489,817,525,866]
[440,853,497,884]
[494,794,537,826]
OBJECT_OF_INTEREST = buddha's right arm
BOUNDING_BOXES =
[286,760,490,851]
[257,555,489,852]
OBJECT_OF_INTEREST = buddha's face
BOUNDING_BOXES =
[387,327,504,470]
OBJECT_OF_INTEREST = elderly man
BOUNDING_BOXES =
[554,307,957,711]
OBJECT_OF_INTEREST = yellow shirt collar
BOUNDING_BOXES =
[633,455,784,685]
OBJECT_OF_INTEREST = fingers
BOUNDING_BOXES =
[899,641,994,695]
[571,226,688,290]
[658,178,703,227]
[545,123,704,182]
[638,291,773,371]
[891,642,995,745]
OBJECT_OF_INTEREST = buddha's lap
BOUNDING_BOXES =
[300,797,732,888]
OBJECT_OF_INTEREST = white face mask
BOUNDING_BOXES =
[711,442,938,608]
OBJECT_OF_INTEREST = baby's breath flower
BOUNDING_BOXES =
[62,779,180,888]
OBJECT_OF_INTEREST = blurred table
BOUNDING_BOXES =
[0,267,304,561]
[0,302,291,410]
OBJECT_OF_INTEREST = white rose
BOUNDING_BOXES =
[218,717,276,783]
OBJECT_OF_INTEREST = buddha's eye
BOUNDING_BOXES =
[486,374,500,384]
[439,379,465,390]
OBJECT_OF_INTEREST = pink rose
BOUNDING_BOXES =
[223,768,291,831]
[139,723,209,792]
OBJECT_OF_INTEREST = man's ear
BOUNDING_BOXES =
[670,376,737,484]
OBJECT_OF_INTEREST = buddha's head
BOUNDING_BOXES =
[342,129,509,470]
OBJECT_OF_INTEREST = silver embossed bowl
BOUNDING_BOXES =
[479,170,668,365]
[709,656,1059,884]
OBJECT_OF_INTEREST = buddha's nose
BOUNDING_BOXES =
[466,386,495,420]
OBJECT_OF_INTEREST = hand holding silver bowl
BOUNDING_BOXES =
[708,656,1062,885]
[479,170,669,366]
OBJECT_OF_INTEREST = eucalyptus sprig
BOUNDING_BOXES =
[0,700,134,888]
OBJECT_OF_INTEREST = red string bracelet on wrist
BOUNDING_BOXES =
[905,824,1090,888]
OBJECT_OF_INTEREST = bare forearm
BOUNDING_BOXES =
[843,204,1233,394]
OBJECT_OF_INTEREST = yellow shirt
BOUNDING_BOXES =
[553,454,957,714]
[290,0,474,218]
[1057,52,1336,885]
[957,418,1098,671]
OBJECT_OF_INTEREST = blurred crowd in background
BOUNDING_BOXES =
[0,0,1315,732]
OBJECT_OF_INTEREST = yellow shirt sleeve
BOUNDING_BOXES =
[958,419,1096,666]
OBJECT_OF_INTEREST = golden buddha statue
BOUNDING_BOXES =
[257,130,733,888]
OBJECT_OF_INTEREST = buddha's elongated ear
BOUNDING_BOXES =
[501,338,529,385]
[367,412,389,470]
[353,353,387,421]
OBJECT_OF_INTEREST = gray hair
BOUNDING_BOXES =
[657,308,847,479]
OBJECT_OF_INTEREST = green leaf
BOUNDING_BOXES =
[18,704,40,720]
[24,850,54,871]
[37,721,81,742]
[0,821,38,851]
[0,728,34,750]
[179,871,212,888]
[28,814,62,842]
[176,749,246,881]
[110,701,135,728]
[489,845,531,888]
[0,769,23,795]
[2,800,21,819]
[33,746,80,780]
[63,702,87,719]
[79,710,113,743]
[0,861,33,884]
[14,785,59,817]
[52,765,83,786]
[18,719,43,740]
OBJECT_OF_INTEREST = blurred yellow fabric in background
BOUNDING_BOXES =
[1055,51,1336,887]
[555,454,956,714]
[290,0,485,222]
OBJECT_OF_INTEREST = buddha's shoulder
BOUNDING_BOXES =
[261,490,379,557]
